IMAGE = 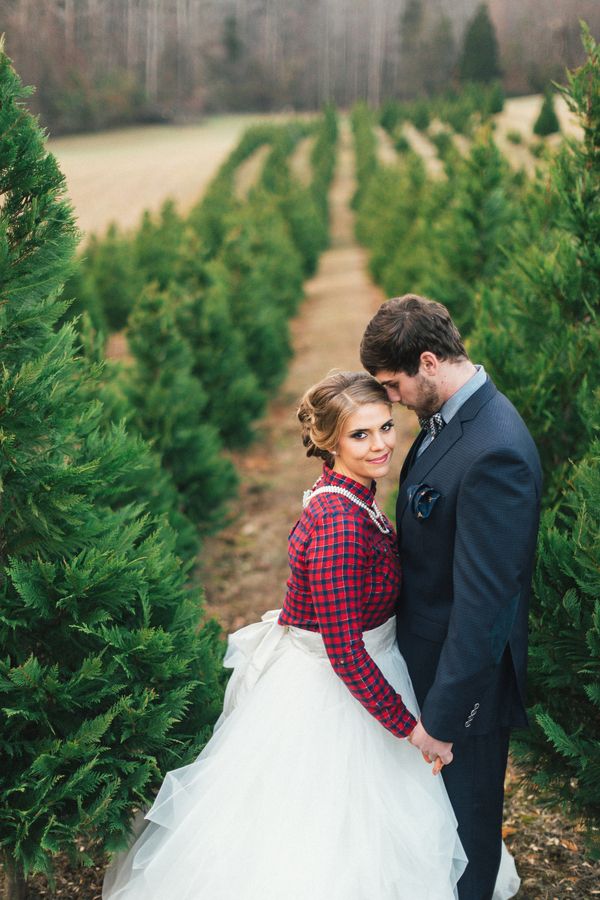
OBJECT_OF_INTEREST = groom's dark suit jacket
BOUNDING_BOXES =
[396,378,542,742]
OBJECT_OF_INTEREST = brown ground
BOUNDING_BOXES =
[198,119,416,632]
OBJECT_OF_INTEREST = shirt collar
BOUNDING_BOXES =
[439,364,487,425]
[319,464,376,502]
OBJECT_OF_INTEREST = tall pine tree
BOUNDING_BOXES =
[124,285,238,528]
[0,45,226,896]
[458,4,501,85]
[471,25,600,840]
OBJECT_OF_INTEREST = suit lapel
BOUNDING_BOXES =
[400,429,426,483]
[397,378,498,522]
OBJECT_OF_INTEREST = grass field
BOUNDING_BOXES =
[48,114,282,238]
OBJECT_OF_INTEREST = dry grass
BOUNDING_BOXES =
[289,135,316,186]
[401,121,446,178]
[48,114,284,239]
[233,143,272,199]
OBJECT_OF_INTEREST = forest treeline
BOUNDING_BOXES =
[3,0,600,134]
[352,25,600,855]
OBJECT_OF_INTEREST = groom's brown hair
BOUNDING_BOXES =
[360,294,467,377]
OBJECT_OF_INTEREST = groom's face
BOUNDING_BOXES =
[375,369,441,418]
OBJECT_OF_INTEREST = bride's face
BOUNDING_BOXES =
[333,402,395,488]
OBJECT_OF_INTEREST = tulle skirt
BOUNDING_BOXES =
[103,612,520,900]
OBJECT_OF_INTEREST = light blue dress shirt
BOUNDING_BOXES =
[417,364,487,457]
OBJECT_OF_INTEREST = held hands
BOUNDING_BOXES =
[408,719,453,776]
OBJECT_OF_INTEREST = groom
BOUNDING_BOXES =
[360,295,542,900]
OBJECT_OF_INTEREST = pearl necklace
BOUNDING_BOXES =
[303,485,391,534]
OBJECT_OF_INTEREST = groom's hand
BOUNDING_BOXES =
[408,719,454,767]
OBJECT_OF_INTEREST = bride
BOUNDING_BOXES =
[103,371,519,900]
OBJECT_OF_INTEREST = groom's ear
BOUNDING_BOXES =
[419,351,439,375]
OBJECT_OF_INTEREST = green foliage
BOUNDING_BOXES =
[514,441,600,855]
[470,26,600,839]
[77,319,201,562]
[85,225,143,331]
[350,103,378,209]
[310,104,338,223]
[355,151,428,289]
[394,133,411,154]
[259,127,328,276]
[357,127,518,338]
[429,129,454,160]
[506,129,523,145]
[58,259,107,334]
[471,28,600,500]
[124,285,238,528]
[358,22,600,840]
[419,133,519,335]
[409,100,431,131]
[173,262,265,448]
[487,81,505,114]
[458,3,501,84]
[218,190,304,390]
[134,200,186,289]
[533,90,561,137]
[0,46,226,886]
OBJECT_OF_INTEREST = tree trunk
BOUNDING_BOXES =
[145,0,160,102]
[1,858,27,900]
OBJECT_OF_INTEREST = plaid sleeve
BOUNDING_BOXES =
[306,510,417,739]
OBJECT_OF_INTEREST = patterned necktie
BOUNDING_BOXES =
[418,412,445,441]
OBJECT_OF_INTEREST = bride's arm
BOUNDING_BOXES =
[306,509,417,738]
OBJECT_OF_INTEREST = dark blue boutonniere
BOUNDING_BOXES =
[407,483,442,520]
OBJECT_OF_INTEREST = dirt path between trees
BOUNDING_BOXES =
[197,121,600,900]
[198,121,417,631]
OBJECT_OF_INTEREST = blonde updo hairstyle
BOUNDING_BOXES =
[298,371,391,469]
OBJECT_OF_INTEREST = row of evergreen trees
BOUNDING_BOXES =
[353,26,600,854]
[380,78,560,152]
[0,44,337,896]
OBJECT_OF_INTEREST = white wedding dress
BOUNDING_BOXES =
[103,612,520,900]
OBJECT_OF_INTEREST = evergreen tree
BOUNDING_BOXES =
[78,318,201,562]
[355,151,427,286]
[471,26,600,500]
[487,81,505,114]
[172,260,265,448]
[458,4,501,84]
[0,45,226,896]
[260,134,327,276]
[124,285,238,528]
[420,133,518,336]
[310,105,337,226]
[533,90,560,137]
[85,224,143,331]
[517,437,600,852]
[470,26,600,836]
[134,200,186,290]
[218,190,304,390]
[350,103,378,209]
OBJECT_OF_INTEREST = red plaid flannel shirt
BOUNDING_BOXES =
[280,466,417,739]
